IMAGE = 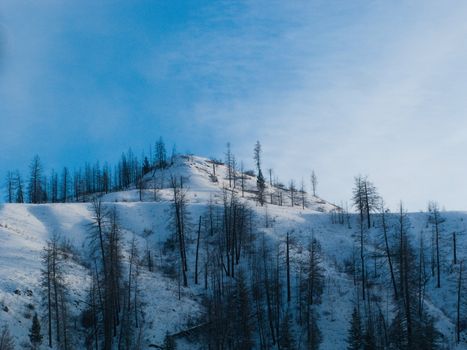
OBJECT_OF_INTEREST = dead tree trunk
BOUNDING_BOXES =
[195,216,201,284]
[286,231,291,303]
[381,206,398,299]
[457,260,463,344]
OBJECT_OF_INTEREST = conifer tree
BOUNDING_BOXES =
[307,308,322,350]
[347,306,363,350]
[29,313,43,349]
[388,203,442,349]
[4,171,14,203]
[155,137,167,169]
[235,270,253,349]
[142,156,151,174]
[254,141,266,206]
[28,155,43,203]
[279,310,295,350]
[163,331,176,350]
[311,170,318,196]
[15,171,24,203]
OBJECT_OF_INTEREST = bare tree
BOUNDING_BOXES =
[428,201,444,288]
[194,216,202,284]
[170,175,189,287]
[0,325,15,350]
[225,142,233,188]
[299,179,306,209]
[457,260,463,344]
[453,231,457,265]
[353,175,379,228]
[286,231,291,303]
[380,201,398,300]
[240,161,245,198]
[40,235,70,349]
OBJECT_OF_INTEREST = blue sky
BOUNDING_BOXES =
[1,0,467,210]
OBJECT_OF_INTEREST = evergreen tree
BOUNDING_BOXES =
[388,203,442,349]
[347,306,363,350]
[142,156,151,174]
[254,141,266,206]
[29,313,43,349]
[4,171,14,203]
[278,310,295,350]
[362,326,376,350]
[163,331,176,350]
[307,308,322,350]
[304,238,324,306]
[15,171,24,203]
[235,270,253,349]
[311,170,318,196]
[413,316,442,350]
[155,137,167,169]
[28,155,43,203]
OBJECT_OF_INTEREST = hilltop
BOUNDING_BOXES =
[0,155,466,349]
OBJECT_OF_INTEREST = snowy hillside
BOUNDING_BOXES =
[0,155,466,349]
[100,155,339,212]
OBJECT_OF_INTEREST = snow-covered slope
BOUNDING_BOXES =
[0,155,466,349]
[101,155,339,212]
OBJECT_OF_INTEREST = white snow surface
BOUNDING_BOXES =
[0,155,466,349]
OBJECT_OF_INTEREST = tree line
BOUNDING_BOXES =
[345,175,464,349]
[3,137,175,204]
[4,140,321,213]
[3,146,463,350]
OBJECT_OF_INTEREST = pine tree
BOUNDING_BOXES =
[306,238,324,306]
[307,308,322,350]
[388,203,442,349]
[278,310,295,350]
[15,171,24,203]
[163,331,176,350]
[254,141,266,206]
[29,313,43,349]
[4,171,14,203]
[347,306,363,350]
[28,155,43,203]
[155,137,167,169]
[142,156,151,174]
[311,170,318,196]
[363,326,376,350]
[235,270,253,349]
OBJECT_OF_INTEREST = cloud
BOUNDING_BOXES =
[1,0,467,210]
[144,0,467,210]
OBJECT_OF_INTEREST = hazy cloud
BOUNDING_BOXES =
[1,0,467,210]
